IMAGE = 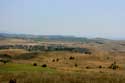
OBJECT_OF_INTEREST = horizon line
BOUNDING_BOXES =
[0,32,125,41]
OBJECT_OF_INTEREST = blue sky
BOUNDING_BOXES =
[0,0,125,39]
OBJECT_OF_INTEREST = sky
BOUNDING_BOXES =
[0,0,125,39]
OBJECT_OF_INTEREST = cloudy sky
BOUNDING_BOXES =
[0,0,125,39]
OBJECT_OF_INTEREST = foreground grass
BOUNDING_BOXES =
[0,71,125,83]
[0,63,125,83]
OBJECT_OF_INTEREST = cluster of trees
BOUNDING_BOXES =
[0,59,10,64]
[0,52,39,59]
[0,45,91,54]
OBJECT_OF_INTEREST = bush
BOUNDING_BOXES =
[98,65,102,68]
[0,59,10,64]
[33,63,37,66]
[42,64,47,67]
[0,54,11,59]
[9,79,16,83]
[52,59,55,62]
[86,66,91,69]
[84,51,91,55]
[56,58,59,62]
[75,63,78,67]
[109,61,119,70]
[69,56,75,60]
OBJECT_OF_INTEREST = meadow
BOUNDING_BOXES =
[0,38,125,83]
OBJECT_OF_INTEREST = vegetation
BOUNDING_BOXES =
[74,63,78,67]
[13,52,39,60]
[98,65,102,68]
[69,56,75,60]
[109,61,119,70]
[41,64,47,68]
[0,35,125,83]
[33,63,37,66]
[9,79,16,83]
[0,71,125,83]
[0,59,11,64]
[0,63,55,73]
[52,59,55,62]
[56,58,59,62]
[0,45,91,53]
[0,54,11,59]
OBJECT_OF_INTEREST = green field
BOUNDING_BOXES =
[0,63,55,73]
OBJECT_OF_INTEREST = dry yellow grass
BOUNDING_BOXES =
[0,38,125,83]
[0,49,29,56]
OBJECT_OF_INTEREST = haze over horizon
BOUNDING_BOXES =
[0,0,125,40]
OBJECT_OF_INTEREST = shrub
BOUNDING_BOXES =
[86,66,91,69]
[56,58,59,62]
[75,63,78,67]
[84,51,91,55]
[42,64,47,67]
[69,56,75,60]
[0,54,11,59]
[52,59,55,62]
[9,79,16,83]
[33,63,37,66]
[98,65,102,68]
[109,61,119,70]
[0,59,10,64]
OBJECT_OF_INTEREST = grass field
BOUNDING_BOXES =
[0,66,125,83]
[0,52,125,83]
[0,63,55,73]
[0,38,125,83]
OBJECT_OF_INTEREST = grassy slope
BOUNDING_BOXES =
[0,68,125,83]
[0,63,55,73]
[0,51,125,83]
[0,38,125,83]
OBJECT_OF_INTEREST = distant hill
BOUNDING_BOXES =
[0,33,125,53]
[0,33,121,43]
[0,33,90,42]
